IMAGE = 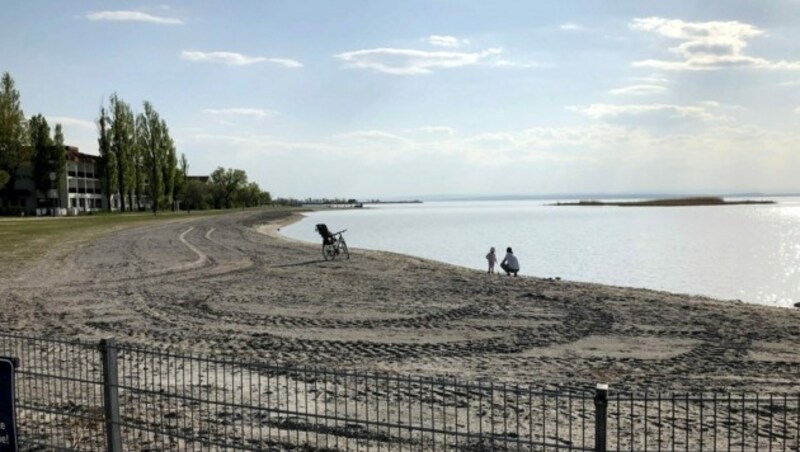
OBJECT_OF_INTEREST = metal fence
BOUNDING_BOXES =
[1,332,798,451]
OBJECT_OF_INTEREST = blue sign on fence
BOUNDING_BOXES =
[0,357,18,452]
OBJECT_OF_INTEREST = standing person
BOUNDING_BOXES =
[500,247,520,276]
[486,247,498,274]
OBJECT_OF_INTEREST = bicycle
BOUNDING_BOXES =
[315,223,350,261]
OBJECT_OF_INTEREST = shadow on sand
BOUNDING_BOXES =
[272,259,327,268]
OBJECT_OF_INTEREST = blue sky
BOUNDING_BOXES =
[2,1,799,198]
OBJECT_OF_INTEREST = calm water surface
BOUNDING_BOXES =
[281,199,800,308]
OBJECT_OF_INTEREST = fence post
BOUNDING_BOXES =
[99,338,123,452]
[594,383,608,452]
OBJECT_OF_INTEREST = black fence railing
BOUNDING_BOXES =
[1,332,798,451]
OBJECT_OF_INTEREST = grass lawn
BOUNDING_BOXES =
[0,210,228,278]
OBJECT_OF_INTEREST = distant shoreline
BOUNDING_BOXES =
[549,196,775,207]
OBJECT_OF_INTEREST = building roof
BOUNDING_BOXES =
[65,146,99,163]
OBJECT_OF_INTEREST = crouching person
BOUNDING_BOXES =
[500,247,520,276]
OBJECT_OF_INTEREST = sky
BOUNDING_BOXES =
[1,1,799,199]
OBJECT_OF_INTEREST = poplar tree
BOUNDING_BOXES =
[0,166,7,192]
[29,114,53,195]
[161,120,177,210]
[53,123,66,200]
[109,94,135,211]
[173,152,188,210]
[179,153,188,180]
[0,72,29,199]
[97,106,117,211]
[137,101,163,214]
[97,95,182,213]
[131,126,145,210]
[29,117,66,201]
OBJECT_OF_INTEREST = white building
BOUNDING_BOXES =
[3,146,159,215]
[2,146,110,215]
[62,147,105,212]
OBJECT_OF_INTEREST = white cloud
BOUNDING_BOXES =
[186,130,419,161]
[185,133,339,155]
[330,130,420,159]
[630,74,670,84]
[187,123,798,163]
[795,106,800,114]
[406,126,456,136]
[630,17,800,71]
[86,10,183,25]
[188,133,268,145]
[493,58,545,69]
[180,51,302,68]
[779,80,800,87]
[559,23,585,31]
[462,125,645,153]
[428,35,468,48]
[332,130,413,144]
[201,108,276,118]
[631,17,763,41]
[614,74,671,96]
[267,58,303,68]
[568,103,729,121]
[182,119,800,196]
[698,100,744,111]
[609,85,668,95]
[181,51,266,66]
[334,47,504,75]
[45,116,96,131]
[465,132,518,147]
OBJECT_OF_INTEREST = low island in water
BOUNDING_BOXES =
[550,196,775,207]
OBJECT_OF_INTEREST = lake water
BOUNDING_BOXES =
[280,198,800,308]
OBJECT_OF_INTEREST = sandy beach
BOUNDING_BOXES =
[2,209,798,393]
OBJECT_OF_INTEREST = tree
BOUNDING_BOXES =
[97,106,118,211]
[137,101,163,214]
[29,114,53,195]
[53,123,66,199]
[99,96,181,213]
[239,182,265,207]
[0,72,30,198]
[109,93,135,211]
[173,153,188,210]
[184,179,209,211]
[29,117,66,205]
[160,120,177,210]
[259,190,272,205]
[209,167,248,209]
[131,127,145,211]
[179,153,188,180]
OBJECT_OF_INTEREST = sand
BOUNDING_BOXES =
[2,208,798,393]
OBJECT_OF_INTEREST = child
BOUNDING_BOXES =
[486,247,497,274]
